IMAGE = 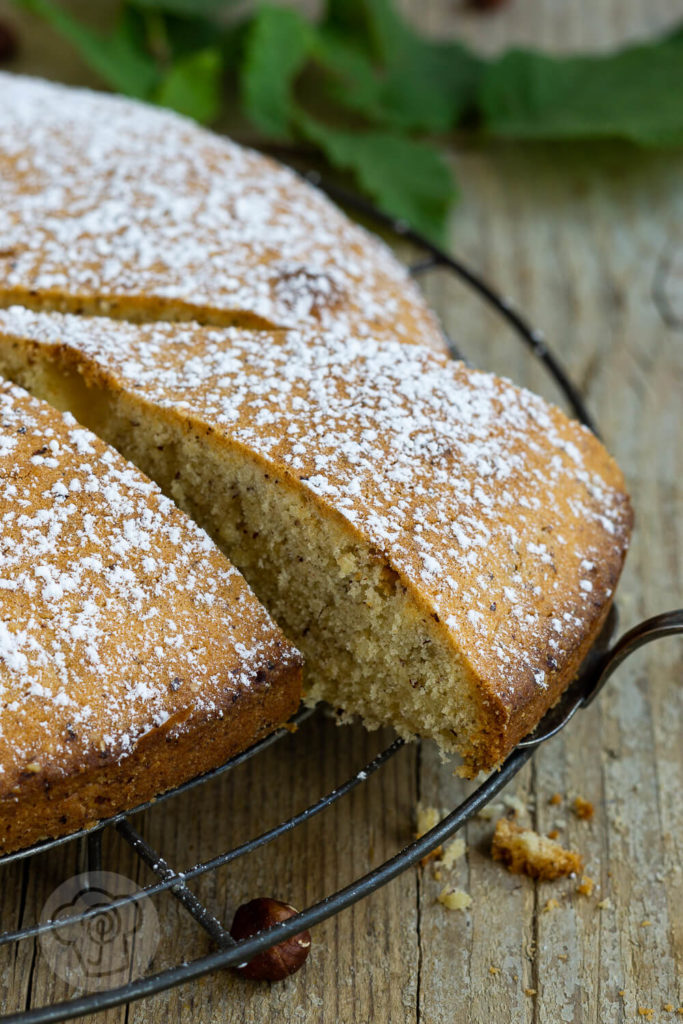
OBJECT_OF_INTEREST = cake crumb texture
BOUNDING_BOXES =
[491,818,583,880]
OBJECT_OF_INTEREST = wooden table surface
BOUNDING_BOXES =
[0,1,681,1021]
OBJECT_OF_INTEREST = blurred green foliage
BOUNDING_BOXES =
[14,0,683,243]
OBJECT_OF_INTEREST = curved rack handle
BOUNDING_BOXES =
[583,608,683,707]
[518,608,683,749]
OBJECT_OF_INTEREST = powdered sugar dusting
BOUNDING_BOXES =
[0,72,442,349]
[0,379,298,792]
[0,309,632,706]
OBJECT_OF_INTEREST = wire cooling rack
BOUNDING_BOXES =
[1,180,681,1024]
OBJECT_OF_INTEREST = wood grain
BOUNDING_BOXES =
[0,0,680,1021]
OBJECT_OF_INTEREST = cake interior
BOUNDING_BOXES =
[0,341,489,771]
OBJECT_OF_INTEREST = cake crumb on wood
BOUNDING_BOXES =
[491,818,582,880]
[663,1004,674,1012]
[542,898,560,912]
[573,796,594,820]
[638,1009,654,1019]
[441,837,466,869]
[597,897,611,909]
[437,887,472,911]
[416,803,441,837]
[524,988,537,997]
[416,802,443,866]
[549,793,563,806]
[577,875,595,896]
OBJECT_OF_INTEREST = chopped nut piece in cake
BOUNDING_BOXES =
[491,819,583,880]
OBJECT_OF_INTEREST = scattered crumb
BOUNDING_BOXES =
[491,819,583,880]
[543,898,560,913]
[640,920,652,927]
[557,954,568,961]
[433,869,442,882]
[597,897,612,909]
[524,988,537,997]
[441,837,466,869]
[638,1010,654,1019]
[489,965,500,975]
[502,793,529,818]
[619,990,625,997]
[577,875,595,897]
[420,847,443,867]
[283,721,299,733]
[547,829,560,840]
[437,887,472,911]
[663,1005,674,1013]
[573,796,594,820]
[416,803,443,866]
[416,803,440,837]
[549,793,563,806]
[477,801,504,821]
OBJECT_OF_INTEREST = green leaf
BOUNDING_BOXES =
[154,47,223,122]
[479,27,683,146]
[318,0,482,132]
[297,113,456,242]
[129,0,232,14]
[15,0,159,98]
[241,4,315,137]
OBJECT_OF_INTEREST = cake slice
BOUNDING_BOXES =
[0,379,302,855]
[0,309,632,776]
[0,72,445,353]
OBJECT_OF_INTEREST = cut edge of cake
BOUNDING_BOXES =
[0,310,632,778]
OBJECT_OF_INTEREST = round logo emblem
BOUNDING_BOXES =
[40,871,160,989]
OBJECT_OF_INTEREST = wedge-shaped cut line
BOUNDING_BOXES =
[0,379,301,855]
[0,309,632,776]
[0,72,445,352]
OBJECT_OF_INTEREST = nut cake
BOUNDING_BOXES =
[0,380,302,853]
[0,72,445,351]
[0,309,633,777]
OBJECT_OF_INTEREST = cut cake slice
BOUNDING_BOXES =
[0,378,302,854]
[0,308,632,777]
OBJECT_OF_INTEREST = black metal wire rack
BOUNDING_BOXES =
[1,180,681,1024]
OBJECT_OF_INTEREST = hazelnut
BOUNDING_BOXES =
[230,898,311,981]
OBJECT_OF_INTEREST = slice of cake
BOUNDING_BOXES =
[0,72,445,352]
[0,309,632,776]
[0,379,302,854]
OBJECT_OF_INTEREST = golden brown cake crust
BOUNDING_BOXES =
[0,72,446,353]
[0,381,302,854]
[0,311,632,775]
